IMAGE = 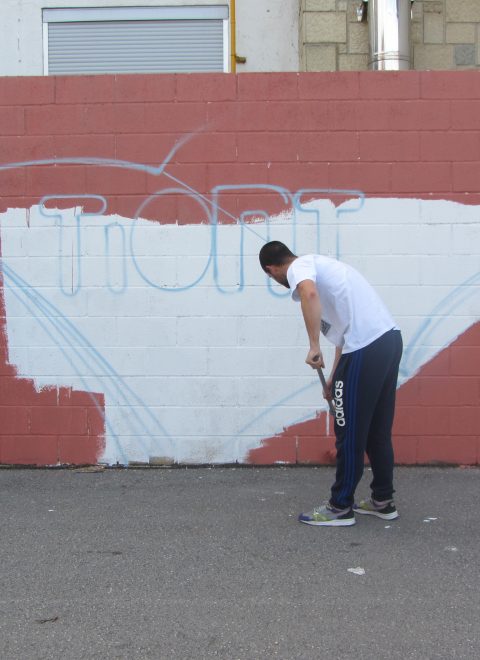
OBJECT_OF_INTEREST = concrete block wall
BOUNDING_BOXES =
[301,0,480,71]
[0,71,479,467]
[413,0,480,69]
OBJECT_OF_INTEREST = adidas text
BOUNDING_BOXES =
[334,380,346,427]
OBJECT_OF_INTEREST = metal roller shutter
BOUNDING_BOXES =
[44,7,228,75]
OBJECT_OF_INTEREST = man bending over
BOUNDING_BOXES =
[259,241,402,527]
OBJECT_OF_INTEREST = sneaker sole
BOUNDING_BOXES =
[354,509,399,520]
[299,517,356,526]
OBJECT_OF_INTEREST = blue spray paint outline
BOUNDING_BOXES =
[105,222,128,294]
[39,194,107,297]
[132,187,214,291]
[293,188,365,258]
[401,271,480,378]
[1,262,173,464]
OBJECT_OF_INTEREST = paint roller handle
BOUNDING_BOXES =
[313,356,336,417]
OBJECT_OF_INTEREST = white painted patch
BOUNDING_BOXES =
[348,567,366,576]
[1,196,479,465]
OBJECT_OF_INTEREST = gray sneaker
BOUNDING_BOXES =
[298,503,356,526]
[354,498,399,520]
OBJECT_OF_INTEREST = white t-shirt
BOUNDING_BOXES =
[287,255,398,353]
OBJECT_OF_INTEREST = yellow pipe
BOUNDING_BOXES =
[230,0,236,73]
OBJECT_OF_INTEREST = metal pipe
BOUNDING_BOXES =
[368,0,412,70]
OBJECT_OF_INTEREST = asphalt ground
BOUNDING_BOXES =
[0,466,478,660]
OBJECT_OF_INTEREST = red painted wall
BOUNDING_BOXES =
[3,71,480,218]
[0,71,479,465]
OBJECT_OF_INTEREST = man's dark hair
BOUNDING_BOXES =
[259,241,296,272]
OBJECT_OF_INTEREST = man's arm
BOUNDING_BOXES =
[296,279,324,368]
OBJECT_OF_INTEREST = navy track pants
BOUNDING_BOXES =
[330,329,403,509]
